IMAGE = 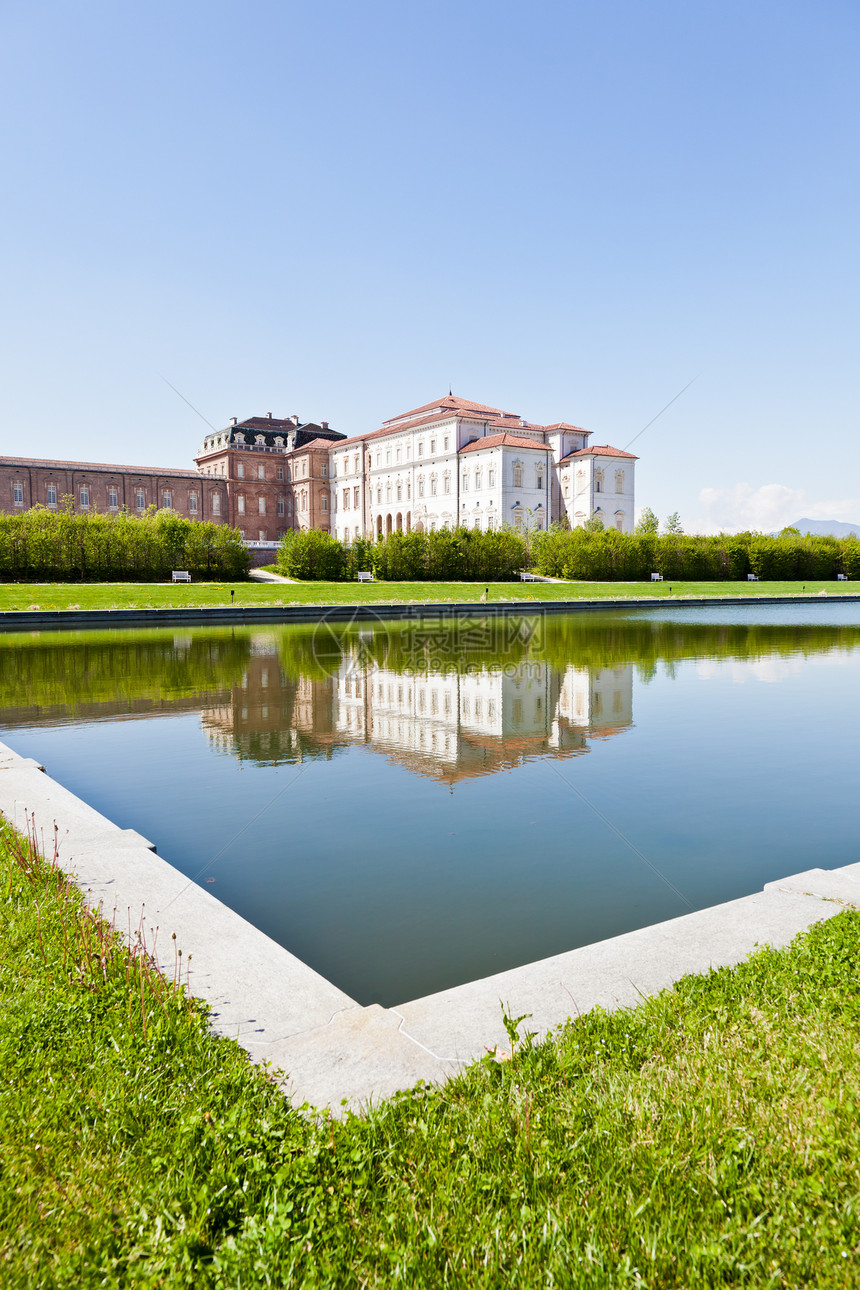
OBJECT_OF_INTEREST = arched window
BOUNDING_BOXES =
[235,433,245,444]
[255,435,265,446]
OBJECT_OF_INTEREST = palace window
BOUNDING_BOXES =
[615,469,625,492]
[13,481,23,506]
[237,462,245,478]
[512,461,524,488]
[353,486,359,507]
[386,449,391,465]
[475,469,482,490]
[321,495,328,512]
[321,463,327,476]
[462,473,469,492]
[376,484,382,503]
[488,467,495,487]
[47,484,57,506]
[211,493,221,515]
[108,487,118,509]
[80,485,90,509]
[258,465,265,480]
[163,490,172,509]
[396,481,402,501]
[418,475,425,497]
[277,466,283,480]
[343,489,350,510]
[594,468,604,493]
[277,498,285,516]
[443,436,449,450]
[256,435,265,446]
[189,492,198,514]
[430,474,438,496]
[536,466,544,489]
[136,489,146,510]
[396,446,401,463]
[354,455,359,472]
[238,495,245,515]
[418,441,424,457]
[258,496,266,515]
[274,437,284,448]
[443,471,451,493]
[235,433,245,443]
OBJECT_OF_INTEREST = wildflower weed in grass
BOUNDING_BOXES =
[1,814,860,1286]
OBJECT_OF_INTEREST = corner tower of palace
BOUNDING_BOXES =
[328,394,637,540]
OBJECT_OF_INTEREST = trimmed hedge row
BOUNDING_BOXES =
[0,507,251,581]
[277,527,528,581]
[531,527,860,581]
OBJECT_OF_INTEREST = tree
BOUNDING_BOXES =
[664,511,683,534]
[583,512,605,532]
[634,506,659,535]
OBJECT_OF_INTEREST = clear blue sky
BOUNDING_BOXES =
[3,0,859,531]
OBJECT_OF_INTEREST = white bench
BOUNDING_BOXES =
[747,573,759,581]
[650,572,663,582]
[520,571,538,581]
[171,570,191,583]
[838,573,848,581]
[357,571,374,583]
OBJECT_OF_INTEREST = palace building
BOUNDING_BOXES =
[1,395,636,541]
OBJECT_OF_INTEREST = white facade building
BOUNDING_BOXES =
[329,394,637,541]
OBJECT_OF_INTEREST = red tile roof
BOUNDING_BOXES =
[0,455,199,477]
[293,438,336,452]
[543,422,593,434]
[560,445,638,462]
[459,433,550,454]
[383,393,519,425]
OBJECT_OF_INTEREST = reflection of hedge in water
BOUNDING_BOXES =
[0,632,252,710]
[532,528,860,581]
[274,615,860,679]
[0,508,250,582]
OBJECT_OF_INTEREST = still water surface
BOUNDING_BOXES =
[2,603,859,1005]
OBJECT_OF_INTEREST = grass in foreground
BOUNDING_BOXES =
[3,821,860,1286]
[0,579,858,612]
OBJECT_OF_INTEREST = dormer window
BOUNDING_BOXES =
[256,435,265,446]
[235,432,245,444]
[274,437,284,448]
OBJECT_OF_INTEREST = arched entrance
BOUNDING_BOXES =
[395,512,403,532]
[386,514,393,535]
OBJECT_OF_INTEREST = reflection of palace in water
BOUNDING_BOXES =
[200,634,634,782]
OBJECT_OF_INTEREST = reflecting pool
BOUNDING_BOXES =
[2,602,859,1005]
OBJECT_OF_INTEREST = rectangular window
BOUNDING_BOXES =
[258,496,266,515]
[385,449,391,465]
[163,490,172,509]
[258,466,265,480]
[418,441,424,457]
[277,466,284,480]
[136,489,145,510]
[237,462,244,478]
[47,484,57,506]
[189,492,198,513]
[321,495,328,512]
[238,495,245,515]
[212,493,221,515]
[259,529,266,541]
[13,481,24,506]
[108,486,118,508]
[343,489,350,510]
[429,439,436,454]
[353,455,359,472]
[321,463,327,476]
[80,485,90,509]
[277,498,285,516]
[488,468,495,487]
[353,486,359,507]
[396,446,401,463]
[430,476,437,496]
[443,436,449,450]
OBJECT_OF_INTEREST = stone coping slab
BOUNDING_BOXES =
[1,737,857,1112]
[1,592,860,633]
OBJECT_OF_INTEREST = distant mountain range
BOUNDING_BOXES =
[775,518,860,538]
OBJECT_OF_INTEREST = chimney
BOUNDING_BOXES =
[267,411,273,420]
[230,417,237,426]
[291,414,300,426]
[321,421,329,431]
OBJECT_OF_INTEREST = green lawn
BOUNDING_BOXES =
[0,579,858,612]
[3,820,860,1287]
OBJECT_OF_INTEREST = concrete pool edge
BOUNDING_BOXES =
[2,591,860,632]
[2,735,858,1112]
